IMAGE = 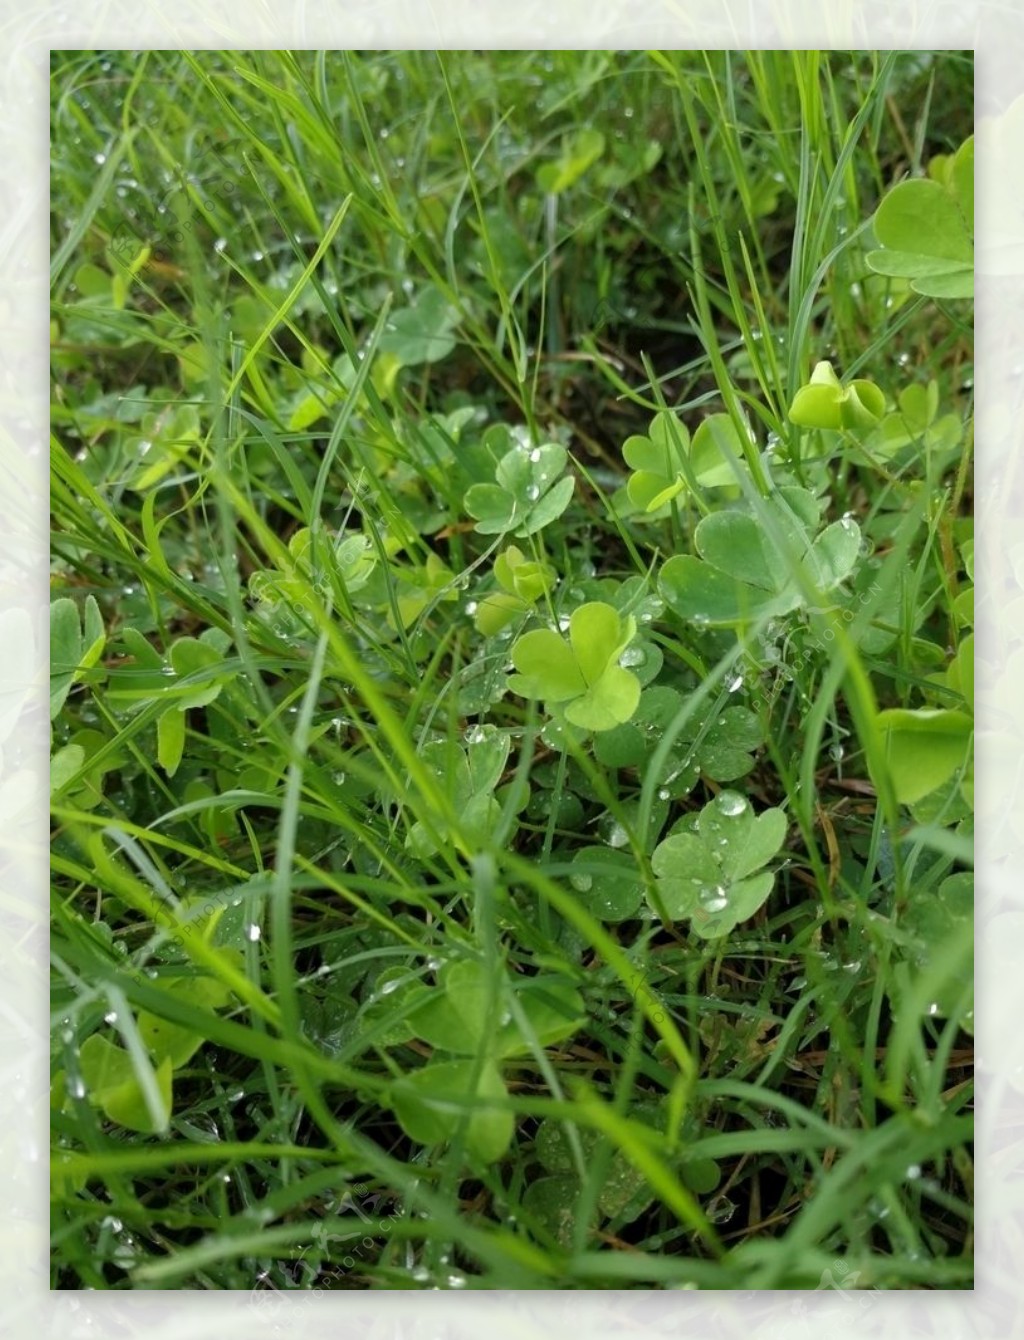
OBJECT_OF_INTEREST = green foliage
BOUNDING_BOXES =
[866,135,974,299]
[660,490,861,625]
[788,360,886,432]
[50,595,105,719]
[508,602,641,731]
[473,546,556,636]
[623,410,742,511]
[874,708,974,806]
[464,435,575,537]
[49,48,973,1293]
[651,791,787,937]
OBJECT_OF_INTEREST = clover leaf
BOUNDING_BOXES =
[406,724,512,857]
[868,380,963,459]
[378,286,460,366]
[660,491,861,627]
[78,1035,173,1135]
[389,960,585,1164]
[874,707,973,806]
[866,135,973,300]
[536,128,606,194]
[473,546,556,637]
[50,595,105,719]
[623,411,744,511]
[788,361,886,432]
[404,959,585,1059]
[650,790,787,938]
[596,686,765,796]
[465,440,574,537]
[391,1057,513,1163]
[508,602,641,731]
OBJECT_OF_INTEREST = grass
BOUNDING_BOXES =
[50,49,973,1291]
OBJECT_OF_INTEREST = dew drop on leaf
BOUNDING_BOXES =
[715,790,747,817]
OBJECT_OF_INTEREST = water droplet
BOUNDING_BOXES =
[246,923,261,941]
[570,872,593,893]
[93,151,106,165]
[68,1075,86,1100]
[213,237,227,253]
[529,448,541,463]
[715,791,747,817]
[466,726,486,744]
[526,485,540,502]
[727,674,743,693]
[103,1010,118,1025]
[619,646,645,668]
[698,885,728,913]
[606,823,629,849]
[465,600,478,615]
[905,1164,922,1180]
[658,787,671,801]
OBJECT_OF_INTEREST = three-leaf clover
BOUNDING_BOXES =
[650,790,787,938]
[473,546,556,637]
[388,960,585,1163]
[623,411,743,512]
[465,440,575,537]
[594,686,765,796]
[788,361,886,432]
[865,135,973,300]
[660,489,861,626]
[867,380,963,459]
[406,724,512,857]
[508,602,641,731]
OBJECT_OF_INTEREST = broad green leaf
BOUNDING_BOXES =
[50,743,86,794]
[564,664,641,732]
[157,707,186,777]
[651,792,786,937]
[660,554,796,626]
[804,518,861,590]
[509,628,586,701]
[788,360,886,431]
[623,411,742,512]
[696,512,786,592]
[522,1174,579,1246]
[568,847,645,921]
[378,287,459,366]
[466,441,574,538]
[510,602,640,731]
[661,495,861,628]
[875,708,974,805]
[169,637,227,710]
[137,976,234,1067]
[496,975,586,1057]
[866,136,973,299]
[391,1058,513,1163]
[570,601,630,684]
[79,1034,172,1134]
[50,598,83,718]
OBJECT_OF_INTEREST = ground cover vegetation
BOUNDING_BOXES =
[50,48,973,1291]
